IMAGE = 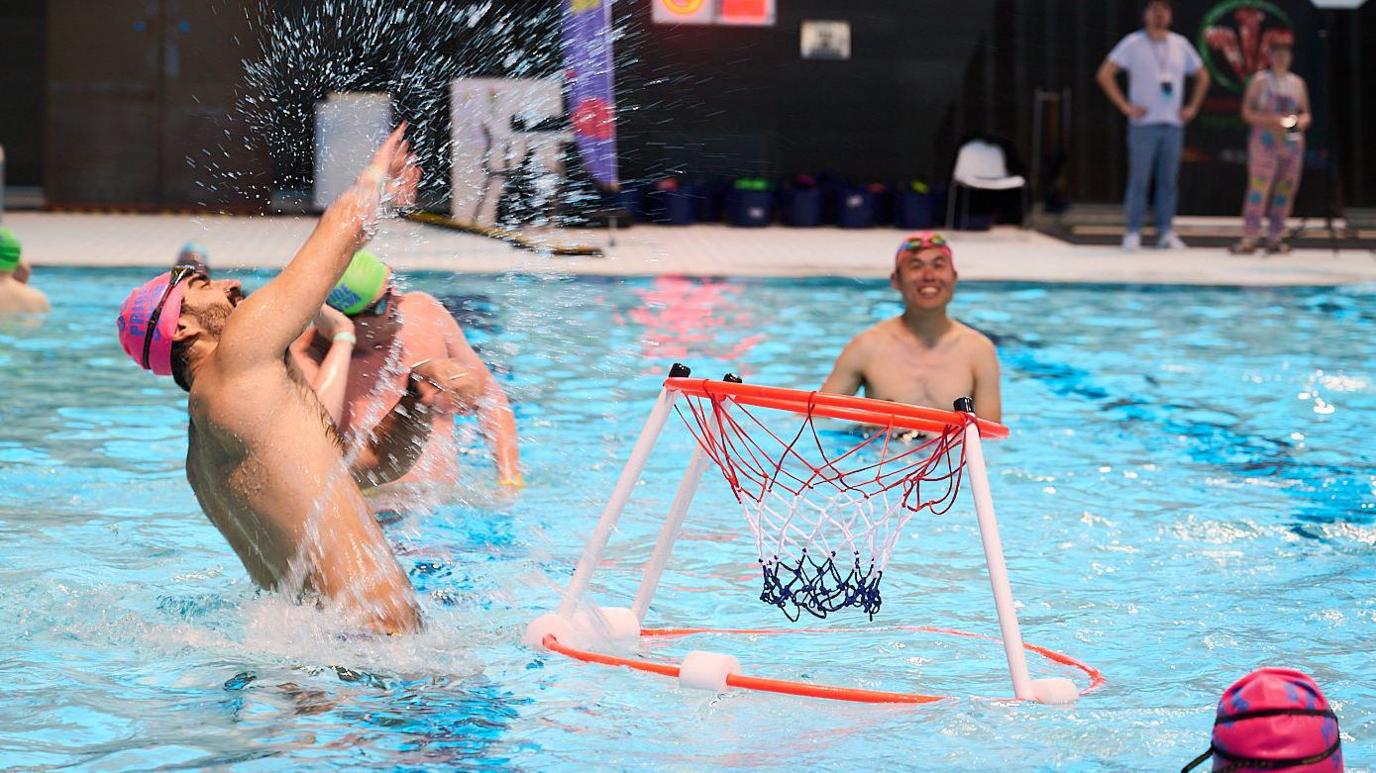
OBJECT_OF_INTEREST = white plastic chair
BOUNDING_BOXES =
[946,139,1026,229]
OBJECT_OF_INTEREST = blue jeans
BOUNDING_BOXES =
[1124,123,1183,234]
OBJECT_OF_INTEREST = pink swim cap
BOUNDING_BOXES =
[895,231,954,268]
[116,271,189,376]
[1184,667,1342,772]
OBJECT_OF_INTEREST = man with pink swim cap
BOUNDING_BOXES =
[1183,667,1342,772]
[821,231,1002,422]
[113,126,474,635]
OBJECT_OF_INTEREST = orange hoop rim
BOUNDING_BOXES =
[664,378,1010,439]
[543,625,1103,705]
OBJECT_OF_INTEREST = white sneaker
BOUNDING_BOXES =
[1157,231,1187,250]
[1122,232,1141,251]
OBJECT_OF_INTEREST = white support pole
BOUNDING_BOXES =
[631,445,711,620]
[962,422,1035,701]
[556,386,681,617]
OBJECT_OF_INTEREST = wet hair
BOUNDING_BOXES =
[170,338,193,393]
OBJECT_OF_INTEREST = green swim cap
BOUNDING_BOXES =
[327,250,389,315]
[0,228,21,273]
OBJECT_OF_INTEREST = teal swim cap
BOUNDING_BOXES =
[0,228,21,273]
[327,250,389,315]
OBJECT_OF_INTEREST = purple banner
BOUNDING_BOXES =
[562,0,619,189]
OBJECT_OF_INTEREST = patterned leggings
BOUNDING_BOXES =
[1242,131,1304,241]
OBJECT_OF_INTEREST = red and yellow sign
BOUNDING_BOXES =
[660,0,705,13]
[652,0,775,25]
[718,0,774,25]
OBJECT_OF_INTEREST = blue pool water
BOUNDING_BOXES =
[1,268,1373,770]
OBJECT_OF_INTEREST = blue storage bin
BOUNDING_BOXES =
[728,189,773,227]
[780,187,822,227]
[618,188,647,222]
[836,188,874,229]
[696,181,727,223]
[651,189,695,225]
[895,190,935,229]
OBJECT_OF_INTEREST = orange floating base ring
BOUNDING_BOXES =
[543,625,1105,705]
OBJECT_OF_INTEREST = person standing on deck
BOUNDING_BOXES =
[1096,0,1210,252]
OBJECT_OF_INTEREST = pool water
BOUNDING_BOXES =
[1,268,1373,770]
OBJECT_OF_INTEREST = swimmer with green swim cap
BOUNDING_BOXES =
[326,249,391,315]
[0,228,51,315]
[293,248,523,501]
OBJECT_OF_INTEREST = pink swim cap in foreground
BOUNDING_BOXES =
[1182,667,1342,772]
[895,231,954,268]
[116,271,189,376]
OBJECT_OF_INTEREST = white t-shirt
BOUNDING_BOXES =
[1107,30,1203,127]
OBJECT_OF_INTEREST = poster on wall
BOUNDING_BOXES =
[800,20,850,61]
[449,78,569,228]
[651,0,714,25]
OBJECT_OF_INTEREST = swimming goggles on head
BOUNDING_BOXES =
[357,287,394,318]
[896,233,949,256]
[1180,708,1341,773]
[142,264,201,370]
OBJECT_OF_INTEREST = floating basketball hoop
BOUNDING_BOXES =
[526,364,1098,705]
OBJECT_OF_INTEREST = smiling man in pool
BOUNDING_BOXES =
[821,232,1002,423]
[113,126,474,634]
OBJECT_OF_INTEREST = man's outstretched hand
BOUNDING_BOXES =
[362,123,420,211]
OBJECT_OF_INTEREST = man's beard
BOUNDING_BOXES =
[198,304,232,337]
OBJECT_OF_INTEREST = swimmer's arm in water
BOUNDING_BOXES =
[435,302,522,486]
[216,126,417,369]
[820,333,870,397]
[970,335,1002,424]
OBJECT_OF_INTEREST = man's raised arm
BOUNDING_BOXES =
[217,125,419,369]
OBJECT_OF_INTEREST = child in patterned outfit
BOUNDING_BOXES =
[1231,40,1310,255]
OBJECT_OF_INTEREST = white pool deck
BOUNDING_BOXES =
[6,211,1376,286]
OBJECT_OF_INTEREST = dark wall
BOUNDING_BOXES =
[0,0,46,187]
[44,0,271,208]
[10,0,1376,210]
[615,0,997,185]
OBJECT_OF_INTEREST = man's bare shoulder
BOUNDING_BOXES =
[398,291,459,329]
[191,356,291,430]
[952,321,1000,362]
[398,290,446,314]
[952,320,996,348]
[0,282,50,313]
[847,318,900,350]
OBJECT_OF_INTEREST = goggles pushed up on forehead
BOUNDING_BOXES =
[141,264,200,370]
[897,233,947,254]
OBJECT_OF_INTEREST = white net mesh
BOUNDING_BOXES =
[677,390,970,620]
